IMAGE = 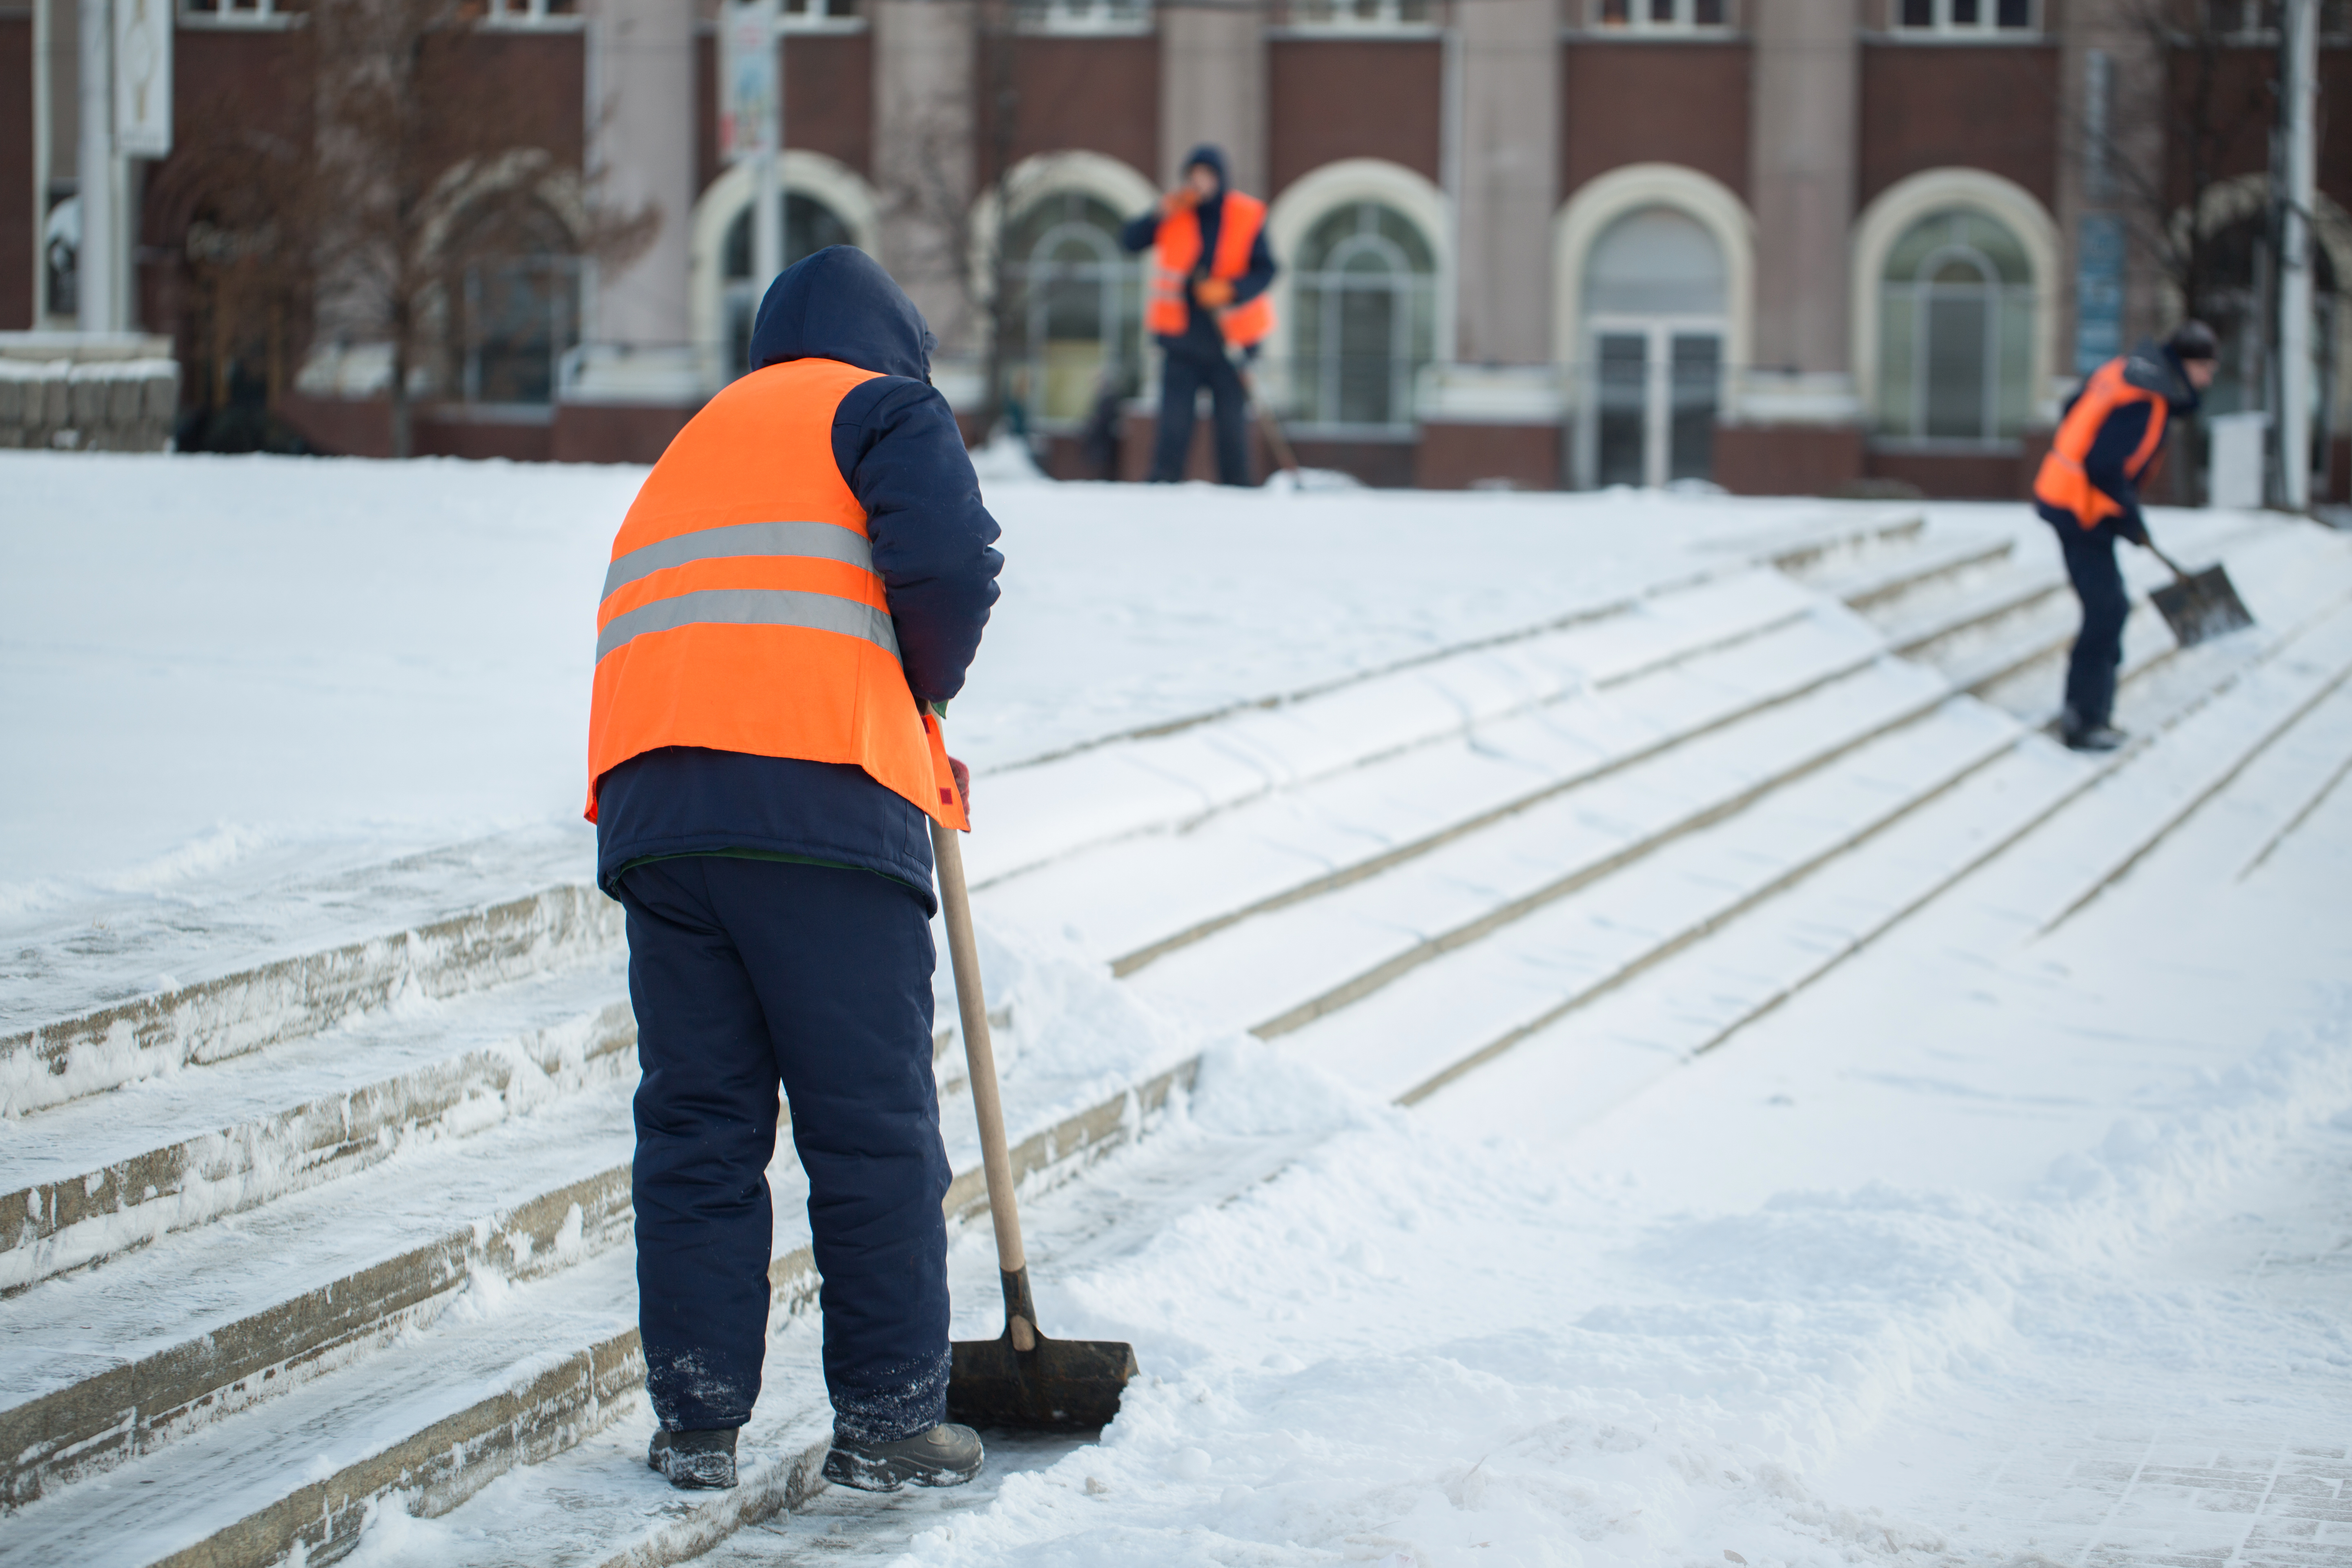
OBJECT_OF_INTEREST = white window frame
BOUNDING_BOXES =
[1004,208,1143,428]
[176,0,299,29]
[1849,168,2060,427]
[1879,235,2031,443]
[1889,0,2039,36]
[778,0,870,35]
[1586,0,1736,35]
[1291,204,1439,433]
[480,0,587,29]
[1277,0,1439,35]
[1016,0,1151,34]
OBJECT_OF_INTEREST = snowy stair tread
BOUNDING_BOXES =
[1120,655,1956,1042]
[982,604,1888,973]
[1275,695,2028,1105]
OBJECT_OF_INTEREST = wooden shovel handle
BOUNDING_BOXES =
[929,819,1029,1284]
[2143,540,2193,582]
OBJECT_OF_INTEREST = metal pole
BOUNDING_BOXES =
[76,0,113,334]
[2277,0,2316,511]
[751,0,782,305]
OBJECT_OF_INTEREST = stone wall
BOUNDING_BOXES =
[0,336,180,452]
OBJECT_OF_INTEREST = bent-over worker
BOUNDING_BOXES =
[1120,143,1278,486]
[2031,320,2216,751]
[586,246,1002,1495]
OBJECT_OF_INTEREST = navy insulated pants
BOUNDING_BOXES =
[2052,519,2131,729]
[615,856,951,1443]
[1151,347,1252,486]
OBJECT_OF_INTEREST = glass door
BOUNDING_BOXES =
[1583,322,1723,487]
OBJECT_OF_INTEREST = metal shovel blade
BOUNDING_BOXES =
[2150,564,2255,648]
[947,1267,1137,1431]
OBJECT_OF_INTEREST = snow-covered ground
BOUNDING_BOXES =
[4,452,2347,1568]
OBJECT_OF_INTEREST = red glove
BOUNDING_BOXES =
[948,755,971,814]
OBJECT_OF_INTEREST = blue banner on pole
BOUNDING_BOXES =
[2075,214,2125,374]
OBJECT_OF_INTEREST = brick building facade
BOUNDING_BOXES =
[2,0,2345,496]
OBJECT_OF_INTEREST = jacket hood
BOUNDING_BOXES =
[2123,336,2200,412]
[1182,143,1229,198]
[747,245,935,380]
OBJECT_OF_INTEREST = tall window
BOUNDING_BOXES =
[1878,208,2036,442]
[1293,202,1438,429]
[722,193,858,374]
[444,199,581,406]
[1002,192,1142,424]
[1579,205,1726,488]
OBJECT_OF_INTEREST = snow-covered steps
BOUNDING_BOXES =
[0,880,622,1118]
[1118,655,1960,1044]
[983,602,1891,978]
[0,1033,1195,1563]
[1418,521,2352,1135]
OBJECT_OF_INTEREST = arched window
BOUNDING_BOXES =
[442,197,581,406]
[1878,208,2035,442]
[1002,191,1142,424]
[1293,201,1437,429]
[722,192,858,372]
[1579,205,1726,487]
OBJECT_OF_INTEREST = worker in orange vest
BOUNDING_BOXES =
[2031,321,2216,751]
[1120,144,1278,485]
[587,247,1001,1495]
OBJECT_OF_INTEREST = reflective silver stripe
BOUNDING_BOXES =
[596,588,900,664]
[601,521,875,602]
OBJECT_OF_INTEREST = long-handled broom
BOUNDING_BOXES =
[929,817,1139,1430]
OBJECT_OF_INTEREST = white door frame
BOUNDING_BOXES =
[1579,312,1727,488]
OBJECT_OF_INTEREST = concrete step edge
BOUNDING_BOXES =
[1,883,624,1120]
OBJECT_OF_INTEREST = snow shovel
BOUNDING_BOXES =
[929,817,1138,1430]
[2145,541,2254,648]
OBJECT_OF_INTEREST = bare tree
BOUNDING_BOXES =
[2080,0,2280,331]
[878,0,1030,439]
[301,0,653,454]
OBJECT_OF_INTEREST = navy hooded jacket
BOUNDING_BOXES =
[2035,339,2201,545]
[1120,144,1278,363]
[593,247,1004,912]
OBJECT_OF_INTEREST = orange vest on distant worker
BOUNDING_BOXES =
[1149,192,1275,348]
[585,358,968,831]
[2033,356,2168,527]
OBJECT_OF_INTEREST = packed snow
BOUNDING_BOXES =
[4,450,2348,1568]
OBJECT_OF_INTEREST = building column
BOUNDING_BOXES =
[1731,0,1863,489]
[555,0,698,458]
[583,0,693,356]
[871,0,976,395]
[1452,0,1555,367]
[1413,0,1560,489]
[1157,5,1264,195]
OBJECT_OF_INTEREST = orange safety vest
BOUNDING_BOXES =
[585,358,969,832]
[1148,192,1275,348]
[2033,356,2168,527]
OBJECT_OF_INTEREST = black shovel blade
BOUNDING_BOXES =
[946,1267,1138,1431]
[2151,566,2255,648]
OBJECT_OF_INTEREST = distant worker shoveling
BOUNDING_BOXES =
[931,817,1140,1431]
[2031,321,2231,752]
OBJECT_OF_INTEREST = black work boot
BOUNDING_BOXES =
[2062,720,2129,753]
[648,1426,739,1490]
[822,1423,984,1493]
